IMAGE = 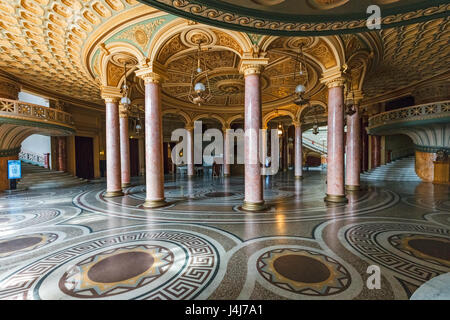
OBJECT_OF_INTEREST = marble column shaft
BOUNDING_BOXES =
[346,106,361,189]
[138,137,145,176]
[143,80,165,207]
[243,73,264,210]
[57,136,66,172]
[119,109,131,187]
[186,126,194,176]
[105,99,123,197]
[223,127,231,176]
[294,124,303,178]
[372,135,381,168]
[325,83,347,203]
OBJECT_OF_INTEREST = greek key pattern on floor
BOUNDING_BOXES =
[0,173,449,300]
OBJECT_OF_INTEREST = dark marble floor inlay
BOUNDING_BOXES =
[408,239,450,261]
[0,173,449,300]
[87,252,155,283]
[0,237,42,254]
[273,255,330,283]
[205,192,235,198]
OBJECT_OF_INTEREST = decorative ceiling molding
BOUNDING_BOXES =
[137,0,450,36]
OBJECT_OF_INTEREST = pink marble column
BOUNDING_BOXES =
[223,127,231,177]
[104,99,123,197]
[294,123,303,179]
[186,125,194,177]
[283,126,289,171]
[242,71,265,211]
[143,78,166,208]
[345,105,361,190]
[260,127,268,175]
[119,106,131,188]
[57,136,66,172]
[325,81,347,203]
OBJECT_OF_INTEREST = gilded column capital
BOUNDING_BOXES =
[185,122,194,131]
[119,104,129,118]
[135,68,163,84]
[346,90,364,105]
[222,125,232,133]
[135,62,167,84]
[293,120,302,128]
[101,86,121,103]
[320,67,348,89]
[239,56,269,77]
[324,77,347,88]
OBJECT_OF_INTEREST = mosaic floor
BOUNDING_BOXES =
[0,172,449,300]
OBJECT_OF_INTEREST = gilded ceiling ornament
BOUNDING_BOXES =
[181,28,217,47]
[115,18,166,50]
[251,0,285,5]
[146,0,449,35]
[307,0,349,10]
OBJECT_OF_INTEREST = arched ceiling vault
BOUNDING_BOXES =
[0,0,447,121]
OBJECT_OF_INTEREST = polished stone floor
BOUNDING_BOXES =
[0,171,449,300]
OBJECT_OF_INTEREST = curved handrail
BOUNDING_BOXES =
[0,97,75,130]
[368,100,450,130]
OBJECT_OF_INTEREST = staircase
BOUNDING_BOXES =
[17,162,88,190]
[360,156,421,182]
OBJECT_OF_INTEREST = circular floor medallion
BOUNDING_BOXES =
[87,251,156,283]
[0,237,43,255]
[0,231,220,300]
[59,245,173,298]
[389,234,450,267]
[257,248,351,296]
[273,254,330,284]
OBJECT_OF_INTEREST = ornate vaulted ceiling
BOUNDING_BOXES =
[363,16,450,100]
[0,0,448,115]
[0,0,142,106]
[137,0,449,36]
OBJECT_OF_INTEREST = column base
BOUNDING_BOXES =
[324,194,348,204]
[104,190,124,198]
[142,199,168,209]
[295,175,304,180]
[122,183,131,188]
[345,185,360,191]
[241,201,267,212]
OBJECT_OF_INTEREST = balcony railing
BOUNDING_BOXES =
[303,136,327,154]
[368,100,450,130]
[0,97,75,129]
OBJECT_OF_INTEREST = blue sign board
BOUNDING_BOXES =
[8,160,22,179]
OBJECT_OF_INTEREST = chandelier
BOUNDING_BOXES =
[120,63,131,108]
[188,40,212,106]
[293,44,310,106]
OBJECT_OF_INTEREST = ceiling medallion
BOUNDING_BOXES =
[181,28,216,48]
[251,0,285,5]
[307,0,349,10]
